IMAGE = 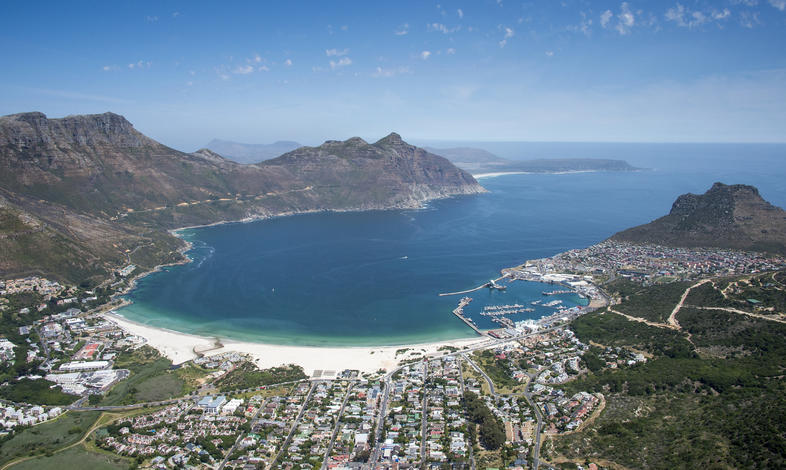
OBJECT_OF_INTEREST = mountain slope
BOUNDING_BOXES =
[205,138,302,164]
[611,182,786,254]
[0,112,483,282]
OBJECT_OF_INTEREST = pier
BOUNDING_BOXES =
[438,275,508,297]
[452,297,485,336]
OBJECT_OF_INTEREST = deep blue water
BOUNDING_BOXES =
[119,143,786,346]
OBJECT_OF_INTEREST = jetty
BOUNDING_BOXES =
[452,297,485,336]
[439,275,508,297]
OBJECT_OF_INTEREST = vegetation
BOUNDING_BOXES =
[611,280,691,322]
[101,346,184,405]
[462,392,505,451]
[473,350,520,390]
[0,378,76,405]
[553,273,786,469]
[0,411,101,465]
[216,362,307,392]
[10,446,130,470]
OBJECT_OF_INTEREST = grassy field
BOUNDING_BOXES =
[10,446,130,470]
[0,411,101,466]
[101,346,185,405]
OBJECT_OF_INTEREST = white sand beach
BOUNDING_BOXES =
[103,311,488,374]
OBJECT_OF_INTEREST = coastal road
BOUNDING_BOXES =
[321,381,356,470]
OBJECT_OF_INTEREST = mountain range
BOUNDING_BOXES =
[611,182,786,255]
[0,112,483,283]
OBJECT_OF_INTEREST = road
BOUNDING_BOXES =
[464,353,544,470]
[457,356,476,470]
[419,360,429,463]
[268,381,317,470]
[321,382,356,470]
[522,370,544,470]
[366,327,561,469]
[218,398,267,469]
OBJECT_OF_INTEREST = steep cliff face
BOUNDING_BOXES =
[611,182,786,254]
[0,112,485,282]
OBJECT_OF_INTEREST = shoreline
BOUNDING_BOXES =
[102,310,488,373]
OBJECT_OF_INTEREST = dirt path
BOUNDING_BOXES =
[667,279,711,329]
[691,306,786,324]
[608,308,676,330]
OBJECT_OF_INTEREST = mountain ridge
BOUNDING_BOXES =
[0,112,483,283]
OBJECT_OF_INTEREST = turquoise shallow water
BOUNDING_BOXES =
[118,143,786,346]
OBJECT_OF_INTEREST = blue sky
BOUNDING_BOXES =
[1,1,785,150]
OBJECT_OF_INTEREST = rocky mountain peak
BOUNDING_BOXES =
[375,132,405,146]
[612,182,786,254]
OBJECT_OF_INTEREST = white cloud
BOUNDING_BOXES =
[102,65,116,71]
[616,2,635,34]
[258,65,270,72]
[372,66,412,78]
[326,48,349,57]
[420,50,431,60]
[569,12,593,36]
[252,54,262,63]
[600,10,613,28]
[769,0,786,10]
[284,59,293,66]
[739,10,760,28]
[446,47,456,55]
[498,27,514,47]
[428,23,460,34]
[545,50,554,57]
[128,60,151,69]
[233,65,254,75]
[172,11,180,18]
[146,15,158,22]
[600,3,634,35]
[666,3,731,28]
[394,23,409,35]
[457,8,464,19]
[329,57,352,70]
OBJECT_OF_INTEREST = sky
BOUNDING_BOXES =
[1,0,785,150]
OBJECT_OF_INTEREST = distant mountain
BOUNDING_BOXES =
[205,138,302,164]
[0,112,483,283]
[425,146,637,174]
[611,182,786,254]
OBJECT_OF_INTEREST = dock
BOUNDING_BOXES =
[439,275,509,297]
[452,297,485,336]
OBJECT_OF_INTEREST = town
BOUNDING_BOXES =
[1,240,785,470]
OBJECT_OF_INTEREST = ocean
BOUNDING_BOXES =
[117,143,786,346]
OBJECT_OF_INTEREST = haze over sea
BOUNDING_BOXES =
[118,143,786,346]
